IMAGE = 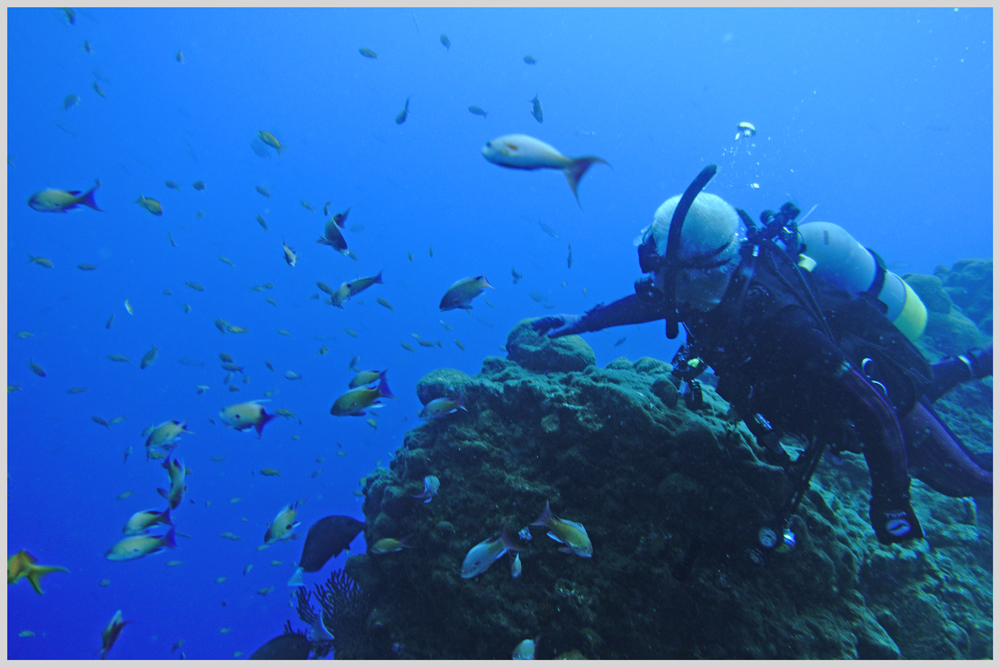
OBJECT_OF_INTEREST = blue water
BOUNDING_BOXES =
[7,7,992,659]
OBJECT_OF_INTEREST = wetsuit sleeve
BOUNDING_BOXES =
[924,345,993,403]
[575,293,671,333]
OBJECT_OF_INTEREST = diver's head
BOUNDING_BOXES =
[636,191,744,312]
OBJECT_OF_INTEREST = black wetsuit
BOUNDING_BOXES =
[535,240,993,544]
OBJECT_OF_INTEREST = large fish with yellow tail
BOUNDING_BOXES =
[481,134,608,207]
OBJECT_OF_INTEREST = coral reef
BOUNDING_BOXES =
[294,569,382,659]
[934,259,992,336]
[338,315,991,659]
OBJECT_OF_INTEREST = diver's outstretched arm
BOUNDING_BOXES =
[924,345,992,403]
[533,294,669,338]
[902,400,992,498]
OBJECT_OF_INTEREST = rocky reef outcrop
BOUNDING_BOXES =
[339,312,992,659]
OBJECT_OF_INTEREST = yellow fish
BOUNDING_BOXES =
[107,354,131,364]
[219,256,235,269]
[140,344,159,370]
[264,501,300,543]
[300,200,313,211]
[259,468,281,477]
[27,255,53,268]
[184,281,205,292]
[346,270,384,298]
[376,297,394,312]
[282,240,298,267]
[122,508,173,536]
[165,180,181,191]
[124,299,134,315]
[330,374,397,416]
[359,48,377,59]
[135,194,163,216]
[105,528,177,561]
[98,610,130,659]
[439,274,493,311]
[369,537,411,554]
[157,456,188,509]
[349,369,386,389]
[77,263,98,270]
[258,131,287,157]
[28,358,46,377]
[219,400,276,437]
[256,213,268,230]
[255,185,270,199]
[28,184,101,213]
[7,551,69,593]
[532,500,592,557]
[142,420,191,458]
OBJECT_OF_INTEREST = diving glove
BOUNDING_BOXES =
[531,315,584,339]
[869,495,924,545]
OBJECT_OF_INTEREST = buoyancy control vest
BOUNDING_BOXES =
[682,239,933,442]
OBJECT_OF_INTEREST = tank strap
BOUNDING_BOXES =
[866,248,888,296]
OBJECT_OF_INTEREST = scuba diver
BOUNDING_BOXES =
[533,164,992,548]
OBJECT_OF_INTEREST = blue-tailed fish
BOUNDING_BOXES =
[349,369,387,389]
[142,420,191,460]
[347,270,384,298]
[219,399,276,437]
[28,183,102,213]
[122,508,173,536]
[439,274,493,311]
[481,134,608,207]
[157,457,187,509]
[330,374,397,417]
[529,94,543,123]
[395,96,411,125]
[96,610,130,659]
[316,218,348,253]
[532,500,592,557]
[105,527,177,561]
[461,525,523,578]
[419,394,467,420]
[408,475,440,503]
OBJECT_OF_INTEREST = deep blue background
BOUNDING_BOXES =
[7,7,992,659]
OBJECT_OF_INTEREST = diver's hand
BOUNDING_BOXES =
[532,315,583,338]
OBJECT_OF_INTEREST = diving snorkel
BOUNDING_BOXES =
[661,164,719,339]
